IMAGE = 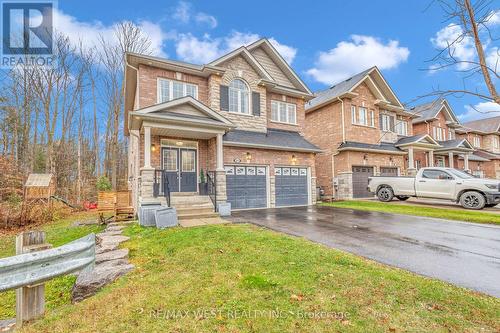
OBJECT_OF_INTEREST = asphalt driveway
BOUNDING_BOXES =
[230,206,500,297]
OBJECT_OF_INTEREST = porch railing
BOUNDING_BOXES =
[206,171,217,212]
[153,169,171,207]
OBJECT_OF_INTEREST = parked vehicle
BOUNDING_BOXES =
[367,167,500,210]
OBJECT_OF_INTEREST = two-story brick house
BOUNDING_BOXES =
[124,38,320,216]
[456,116,500,178]
[304,67,427,199]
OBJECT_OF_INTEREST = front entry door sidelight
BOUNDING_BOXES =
[162,147,197,193]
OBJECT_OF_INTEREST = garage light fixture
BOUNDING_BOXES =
[151,144,156,152]
[246,152,252,162]
[291,154,297,165]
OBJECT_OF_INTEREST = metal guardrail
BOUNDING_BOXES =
[0,233,95,292]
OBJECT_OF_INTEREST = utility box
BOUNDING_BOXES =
[155,208,178,229]
[217,202,231,217]
[138,201,162,227]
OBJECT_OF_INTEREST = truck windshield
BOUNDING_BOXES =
[448,169,475,179]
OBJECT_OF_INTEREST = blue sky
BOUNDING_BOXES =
[58,0,499,122]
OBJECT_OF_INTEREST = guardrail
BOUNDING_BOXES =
[0,231,95,328]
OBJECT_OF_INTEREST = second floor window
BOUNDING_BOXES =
[449,130,455,140]
[432,126,445,141]
[229,79,249,114]
[473,136,481,148]
[493,136,499,149]
[380,114,393,132]
[395,118,408,136]
[158,78,198,103]
[271,100,297,125]
[351,106,374,127]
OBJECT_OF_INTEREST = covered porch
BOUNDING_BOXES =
[434,139,474,171]
[395,134,441,175]
[128,96,235,211]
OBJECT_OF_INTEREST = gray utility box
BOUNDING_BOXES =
[155,207,178,229]
[217,202,231,217]
[138,201,163,227]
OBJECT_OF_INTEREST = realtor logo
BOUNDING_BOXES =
[1,1,54,67]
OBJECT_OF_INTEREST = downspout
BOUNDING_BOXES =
[126,57,141,209]
[332,97,345,199]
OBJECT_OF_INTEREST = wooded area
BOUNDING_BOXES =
[0,22,154,205]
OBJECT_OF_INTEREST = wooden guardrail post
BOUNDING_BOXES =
[15,231,52,326]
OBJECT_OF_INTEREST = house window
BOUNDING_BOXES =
[493,136,499,149]
[448,130,455,140]
[228,79,249,114]
[395,119,408,136]
[436,156,445,167]
[432,126,445,141]
[351,106,373,126]
[271,100,297,124]
[473,136,481,148]
[157,78,198,103]
[380,114,393,132]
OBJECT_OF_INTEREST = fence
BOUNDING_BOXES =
[0,231,95,328]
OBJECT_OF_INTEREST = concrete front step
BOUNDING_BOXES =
[176,207,214,215]
[178,211,220,220]
[171,196,212,204]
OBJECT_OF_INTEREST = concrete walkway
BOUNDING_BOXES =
[230,206,500,297]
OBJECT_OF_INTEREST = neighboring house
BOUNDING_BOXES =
[304,67,420,199]
[456,116,500,178]
[124,38,320,215]
[410,98,475,171]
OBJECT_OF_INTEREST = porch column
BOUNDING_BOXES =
[448,152,454,168]
[216,133,224,171]
[464,153,470,171]
[144,126,151,168]
[407,147,417,176]
[428,150,434,167]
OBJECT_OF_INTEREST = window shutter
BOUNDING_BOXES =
[252,92,260,116]
[220,85,229,111]
[389,116,395,132]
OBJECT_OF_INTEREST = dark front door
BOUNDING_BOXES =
[352,166,374,198]
[162,147,197,192]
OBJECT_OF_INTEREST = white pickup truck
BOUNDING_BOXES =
[367,167,500,210]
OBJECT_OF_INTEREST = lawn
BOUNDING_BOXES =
[0,212,104,320]
[321,200,500,225]
[14,221,500,333]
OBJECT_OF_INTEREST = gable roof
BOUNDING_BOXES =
[459,116,500,134]
[305,66,406,113]
[434,138,474,152]
[410,98,460,126]
[395,134,440,147]
[337,141,406,154]
[129,96,235,130]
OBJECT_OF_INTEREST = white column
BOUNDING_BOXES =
[216,133,224,171]
[464,153,469,171]
[144,126,151,168]
[428,150,434,167]
[448,152,454,168]
[408,147,414,169]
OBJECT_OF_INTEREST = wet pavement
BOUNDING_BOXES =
[230,206,500,297]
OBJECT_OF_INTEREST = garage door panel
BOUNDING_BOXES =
[352,166,374,198]
[226,166,267,210]
[275,168,308,207]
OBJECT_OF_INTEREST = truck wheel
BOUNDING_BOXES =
[377,186,394,202]
[396,196,409,201]
[459,191,486,210]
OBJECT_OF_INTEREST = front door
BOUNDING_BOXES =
[162,147,197,192]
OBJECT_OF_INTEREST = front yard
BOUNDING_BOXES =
[322,200,500,225]
[1,215,498,332]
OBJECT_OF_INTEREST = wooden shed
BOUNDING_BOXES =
[24,174,56,200]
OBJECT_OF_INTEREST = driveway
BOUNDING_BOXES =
[230,206,500,297]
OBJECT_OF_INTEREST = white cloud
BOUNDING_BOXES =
[175,31,297,64]
[195,13,217,29]
[459,101,500,121]
[306,35,409,85]
[172,1,191,24]
[486,10,500,26]
[53,9,169,57]
[431,24,475,70]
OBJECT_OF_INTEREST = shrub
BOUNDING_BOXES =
[96,176,112,192]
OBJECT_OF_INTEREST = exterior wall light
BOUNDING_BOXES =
[151,144,156,152]
[291,154,297,165]
[246,152,252,162]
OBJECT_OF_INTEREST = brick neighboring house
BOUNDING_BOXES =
[304,67,426,199]
[124,38,321,214]
[456,116,500,179]
[410,98,475,171]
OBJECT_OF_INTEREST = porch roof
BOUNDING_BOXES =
[337,141,407,155]
[458,154,490,162]
[395,134,441,150]
[223,129,322,153]
[434,139,474,152]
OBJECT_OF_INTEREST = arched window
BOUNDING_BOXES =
[228,79,249,114]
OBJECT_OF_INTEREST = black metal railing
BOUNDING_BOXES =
[206,171,217,212]
[153,169,171,207]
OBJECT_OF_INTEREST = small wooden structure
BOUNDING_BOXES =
[24,174,55,202]
[97,190,134,223]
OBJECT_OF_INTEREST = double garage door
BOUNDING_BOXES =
[352,166,398,198]
[225,165,309,210]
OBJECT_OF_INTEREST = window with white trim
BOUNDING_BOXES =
[448,129,455,140]
[157,78,198,103]
[271,100,297,124]
[228,79,249,114]
[351,106,372,126]
[432,126,445,141]
[395,118,408,136]
[380,114,393,132]
[493,136,499,149]
[473,136,481,148]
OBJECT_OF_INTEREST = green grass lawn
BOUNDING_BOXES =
[321,200,500,225]
[14,221,500,333]
[0,212,104,320]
